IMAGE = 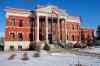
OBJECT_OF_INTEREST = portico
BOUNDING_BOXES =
[35,5,68,44]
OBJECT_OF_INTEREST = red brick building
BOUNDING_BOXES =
[4,6,68,50]
[5,8,31,50]
[4,5,94,50]
[80,28,94,43]
[66,16,81,46]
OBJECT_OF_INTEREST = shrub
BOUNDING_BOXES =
[9,45,15,51]
[43,44,50,51]
[33,52,40,57]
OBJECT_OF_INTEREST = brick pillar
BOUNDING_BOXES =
[45,16,48,44]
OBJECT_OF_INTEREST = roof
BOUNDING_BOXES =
[80,28,94,32]
[36,5,68,17]
[5,7,32,14]
[67,16,80,23]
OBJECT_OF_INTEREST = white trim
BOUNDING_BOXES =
[9,31,16,33]
[59,16,67,19]
[37,12,48,16]
[37,12,67,19]
[67,16,80,23]
[6,12,31,17]
[5,26,30,28]
[67,20,80,23]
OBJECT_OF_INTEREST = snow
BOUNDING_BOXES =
[0,51,100,66]
[79,48,100,54]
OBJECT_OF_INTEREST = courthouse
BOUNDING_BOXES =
[4,5,93,50]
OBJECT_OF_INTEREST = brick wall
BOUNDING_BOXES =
[5,16,30,41]
[80,28,94,43]
[66,22,80,41]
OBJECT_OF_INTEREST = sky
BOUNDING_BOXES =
[0,0,100,37]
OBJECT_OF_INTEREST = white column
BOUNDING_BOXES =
[64,19,67,43]
[57,17,60,42]
[36,15,39,42]
[65,17,68,43]
[45,16,48,44]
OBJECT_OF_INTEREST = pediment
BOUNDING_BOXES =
[36,5,68,16]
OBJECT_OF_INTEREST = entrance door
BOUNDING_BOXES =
[39,16,45,41]
[48,17,57,44]
[29,33,33,50]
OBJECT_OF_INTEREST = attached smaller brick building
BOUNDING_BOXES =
[66,16,81,45]
[80,28,94,43]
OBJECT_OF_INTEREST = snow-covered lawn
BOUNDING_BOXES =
[79,48,100,54]
[0,51,100,66]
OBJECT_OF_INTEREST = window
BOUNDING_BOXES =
[9,32,15,40]
[18,33,23,41]
[18,45,22,49]
[19,19,23,27]
[29,33,33,41]
[81,32,84,40]
[77,25,79,30]
[72,24,74,30]
[67,35,68,40]
[10,16,15,26]
[72,35,75,41]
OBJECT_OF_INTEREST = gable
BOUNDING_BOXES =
[36,5,68,17]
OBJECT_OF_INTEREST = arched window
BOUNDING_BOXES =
[18,33,23,41]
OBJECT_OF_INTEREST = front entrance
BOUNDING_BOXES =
[39,33,44,41]
[29,33,35,50]
[48,17,57,44]
[39,16,45,41]
[48,33,52,44]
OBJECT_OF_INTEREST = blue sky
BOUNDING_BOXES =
[0,0,100,37]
